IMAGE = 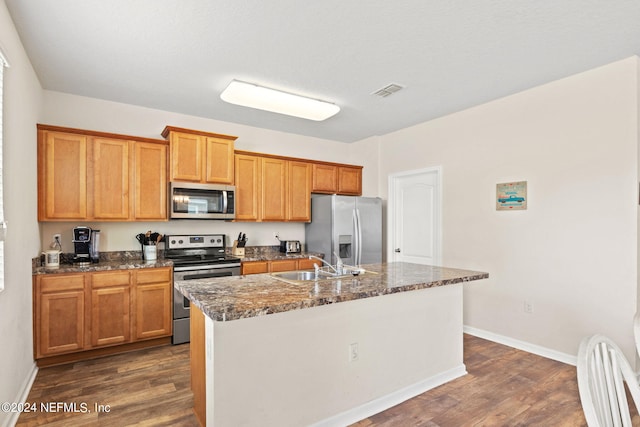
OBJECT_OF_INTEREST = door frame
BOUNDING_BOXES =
[387,166,443,265]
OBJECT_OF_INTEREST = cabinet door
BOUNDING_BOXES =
[311,163,338,194]
[261,157,287,221]
[337,166,363,195]
[134,142,167,220]
[234,154,261,221]
[170,132,203,182]
[205,136,234,184]
[288,161,312,222]
[35,274,87,357]
[39,131,88,220]
[133,268,172,340]
[92,137,132,220]
[90,271,131,347]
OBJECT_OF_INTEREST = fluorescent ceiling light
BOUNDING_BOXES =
[220,80,340,121]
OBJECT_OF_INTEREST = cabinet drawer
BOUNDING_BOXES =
[298,258,321,270]
[136,267,172,284]
[270,260,298,272]
[242,261,269,275]
[91,270,131,288]
[39,274,85,293]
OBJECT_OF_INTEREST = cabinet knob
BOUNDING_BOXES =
[394,248,401,253]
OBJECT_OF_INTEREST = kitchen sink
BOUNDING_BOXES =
[273,270,318,281]
[271,267,376,284]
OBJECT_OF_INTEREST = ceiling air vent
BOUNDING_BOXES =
[372,83,404,98]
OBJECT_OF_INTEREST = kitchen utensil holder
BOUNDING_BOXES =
[144,244,157,261]
[232,240,245,257]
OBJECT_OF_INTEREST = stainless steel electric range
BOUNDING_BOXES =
[165,234,241,344]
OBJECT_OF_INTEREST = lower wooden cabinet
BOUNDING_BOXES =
[91,270,131,347]
[33,267,172,363]
[241,258,323,275]
[36,274,87,358]
[134,268,173,340]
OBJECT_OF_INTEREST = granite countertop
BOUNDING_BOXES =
[175,262,489,322]
[33,251,173,275]
[238,246,323,262]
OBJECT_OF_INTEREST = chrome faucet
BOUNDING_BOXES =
[308,255,339,278]
[333,251,344,275]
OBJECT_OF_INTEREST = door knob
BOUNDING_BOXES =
[394,248,401,253]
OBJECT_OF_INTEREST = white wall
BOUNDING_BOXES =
[0,1,43,426]
[377,57,640,361]
[39,92,379,252]
[207,284,464,426]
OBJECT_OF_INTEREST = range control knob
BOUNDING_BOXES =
[170,239,176,245]
[178,239,184,244]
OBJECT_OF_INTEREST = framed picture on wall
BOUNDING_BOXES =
[496,181,527,210]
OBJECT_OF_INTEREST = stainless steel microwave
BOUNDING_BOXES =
[169,182,235,220]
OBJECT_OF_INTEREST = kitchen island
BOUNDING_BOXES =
[175,262,488,427]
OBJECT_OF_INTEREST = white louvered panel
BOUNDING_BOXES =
[0,50,8,291]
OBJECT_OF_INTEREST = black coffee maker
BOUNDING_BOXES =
[72,226,92,265]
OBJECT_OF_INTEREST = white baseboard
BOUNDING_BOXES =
[464,325,577,366]
[310,364,467,427]
[3,362,38,427]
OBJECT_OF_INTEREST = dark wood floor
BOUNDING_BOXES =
[18,335,586,426]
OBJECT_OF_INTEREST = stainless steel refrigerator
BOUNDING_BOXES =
[305,195,382,265]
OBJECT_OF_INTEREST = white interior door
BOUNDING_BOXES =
[389,167,442,265]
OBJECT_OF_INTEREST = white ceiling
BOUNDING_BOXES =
[5,0,640,143]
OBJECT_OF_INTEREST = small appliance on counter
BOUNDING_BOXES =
[279,240,301,254]
[72,226,100,265]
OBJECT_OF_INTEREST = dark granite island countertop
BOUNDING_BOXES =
[181,262,489,426]
[175,261,488,321]
[180,261,488,426]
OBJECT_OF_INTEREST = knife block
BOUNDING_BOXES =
[232,240,245,257]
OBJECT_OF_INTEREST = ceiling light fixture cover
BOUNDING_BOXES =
[220,80,340,121]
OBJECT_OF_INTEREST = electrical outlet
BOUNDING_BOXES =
[274,232,280,241]
[524,301,534,314]
[349,342,359,362]
[53,233,61,241]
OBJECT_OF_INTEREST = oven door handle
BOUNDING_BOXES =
[179,272,233,280]
[174,263,240,272]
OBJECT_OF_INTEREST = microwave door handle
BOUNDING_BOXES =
[222,190,228,214]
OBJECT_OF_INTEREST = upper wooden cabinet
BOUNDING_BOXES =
[92,137,132,220]
[261,157,288,221]
[134,142,167,220]
[162,126,236,184]
[288,161,312,221]
[234,153,261,221]
[337,165,362,195]
[312,163,362,196]
[234,152,312,222]
[311,163,337,194]
[37,125,168,222]
[39,131,88,220]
